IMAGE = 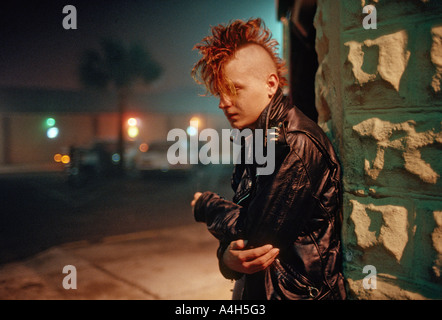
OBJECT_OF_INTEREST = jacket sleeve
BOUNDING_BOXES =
[193,191,245,243]
[194,191,245,280]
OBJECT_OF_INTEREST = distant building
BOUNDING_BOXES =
[0,86,227,166]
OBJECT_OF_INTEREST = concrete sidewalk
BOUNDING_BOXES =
[0,224,234,300]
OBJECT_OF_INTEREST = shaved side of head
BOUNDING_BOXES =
[225,44,279,94]
[236,44,277,79]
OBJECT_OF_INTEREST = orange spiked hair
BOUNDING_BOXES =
[191,18,288,97]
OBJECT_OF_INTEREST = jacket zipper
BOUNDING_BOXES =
[236,193,250,205]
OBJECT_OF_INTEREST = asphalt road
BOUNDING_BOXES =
[0,164,234,265]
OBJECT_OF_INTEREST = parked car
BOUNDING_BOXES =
[66,140,139,185]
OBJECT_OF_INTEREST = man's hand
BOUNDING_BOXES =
[191,192,202,207]
[223,239,279,274]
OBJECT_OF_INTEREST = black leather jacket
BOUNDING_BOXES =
[194,89,346,300]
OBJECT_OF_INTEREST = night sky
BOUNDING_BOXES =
[0,0,283,113]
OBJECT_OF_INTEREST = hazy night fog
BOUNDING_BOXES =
[0,0,283,113]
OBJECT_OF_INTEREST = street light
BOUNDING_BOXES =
[46,118,56,127]
[187,116,200,136]
[127,117,140,139]
[127,117,137,127]
[45,117,59,139]
[47,127,59,139]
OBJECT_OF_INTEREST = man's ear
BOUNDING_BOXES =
[267,73,279,97]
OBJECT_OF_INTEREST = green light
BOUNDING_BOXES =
[46,118,56,127]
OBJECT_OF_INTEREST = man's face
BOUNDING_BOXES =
[218,46,276,129]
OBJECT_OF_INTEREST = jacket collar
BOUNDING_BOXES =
[232,88,291,148]
[255,88,292,131]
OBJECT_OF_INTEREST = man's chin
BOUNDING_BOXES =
[232,124,245,130]
[229,120,240,129]
[228,119,250,130]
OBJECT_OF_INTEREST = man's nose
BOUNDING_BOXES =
[218,94,232,109]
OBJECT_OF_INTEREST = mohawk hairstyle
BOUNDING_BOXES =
[191,18,288,97]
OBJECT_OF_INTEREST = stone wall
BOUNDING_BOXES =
[314,0,442,299]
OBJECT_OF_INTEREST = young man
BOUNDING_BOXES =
[190,18,346,300]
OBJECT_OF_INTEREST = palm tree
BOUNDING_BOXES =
[79,39,162,173]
